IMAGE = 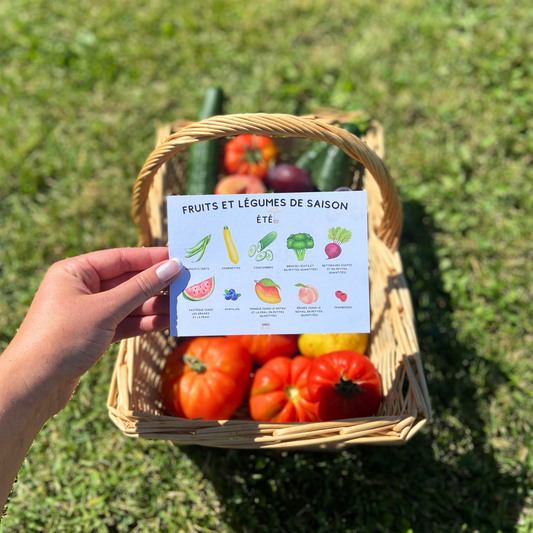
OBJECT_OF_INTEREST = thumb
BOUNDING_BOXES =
[103,257,183,320]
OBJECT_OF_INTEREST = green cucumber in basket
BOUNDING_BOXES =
[186,86,224,195]
[312,122,362,191]
[295,140,330,174]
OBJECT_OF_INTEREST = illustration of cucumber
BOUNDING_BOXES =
[248,244,256,257]
[256,251,267,261]
[266,250,274,261]
[257,231,277,253]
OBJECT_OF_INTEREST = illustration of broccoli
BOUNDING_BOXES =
[287,233,314,261]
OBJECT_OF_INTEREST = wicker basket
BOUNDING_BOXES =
[107,112,431,451]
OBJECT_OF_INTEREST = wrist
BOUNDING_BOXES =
[0,337,76,423]
[0,338,76,514]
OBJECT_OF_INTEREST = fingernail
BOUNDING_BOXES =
[156,258,182,282]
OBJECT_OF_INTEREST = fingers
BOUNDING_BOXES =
[130,295,169,316]
[112,314,170,343]
[100,271,142,292]
[79,247,170,281]
[101,271,173,293]
[102,258,182,321]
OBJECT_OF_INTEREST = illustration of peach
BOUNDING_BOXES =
[296,283,319,304]
[255,278,281,304]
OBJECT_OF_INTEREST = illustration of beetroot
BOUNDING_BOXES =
[325,227,352,259]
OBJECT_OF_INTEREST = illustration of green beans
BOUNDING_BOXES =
[185,234,211,262]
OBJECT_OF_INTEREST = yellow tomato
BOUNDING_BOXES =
[298,333,368,359]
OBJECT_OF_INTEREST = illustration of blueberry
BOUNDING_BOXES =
[231,293,238,301]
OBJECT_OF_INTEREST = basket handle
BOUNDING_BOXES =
[132,113,402,249]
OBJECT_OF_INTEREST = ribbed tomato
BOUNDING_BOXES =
[307,351,382,421]
[224,134,278,179]
[161,337,252,420]
[249,356,317,422]
[231,334,299,365]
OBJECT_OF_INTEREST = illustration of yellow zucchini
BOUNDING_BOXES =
[223,226,239,264]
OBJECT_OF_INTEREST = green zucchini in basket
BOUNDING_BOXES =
[186,86,224,195]
[312,123,362,191]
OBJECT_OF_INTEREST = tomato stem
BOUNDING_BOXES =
[284,385,300,402]
[244,146,262,164]
[183,354,208,374]
[334,371,364,397]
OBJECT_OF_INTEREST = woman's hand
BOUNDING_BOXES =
[0,247,183,510]
[0,248,181,512]
[4,247,182,411]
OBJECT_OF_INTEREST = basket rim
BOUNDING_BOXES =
[131,112,402,250]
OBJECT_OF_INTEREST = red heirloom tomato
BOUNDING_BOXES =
[224,134,278,179]
[249,356,317,422]
[161,337,252,420]
[307,351,382,421]
[231,334,299,366]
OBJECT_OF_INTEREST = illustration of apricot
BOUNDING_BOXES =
[296,284,319,304]
[255,278,281,304]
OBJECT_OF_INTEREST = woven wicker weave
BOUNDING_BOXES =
[107,112,431,450]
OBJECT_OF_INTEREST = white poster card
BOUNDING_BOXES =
[168,191,369,337]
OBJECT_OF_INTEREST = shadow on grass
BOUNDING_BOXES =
[181,200,526,532]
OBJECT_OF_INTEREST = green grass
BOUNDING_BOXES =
[1,0,533,531]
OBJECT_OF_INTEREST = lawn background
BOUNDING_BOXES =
[1,0,532,531]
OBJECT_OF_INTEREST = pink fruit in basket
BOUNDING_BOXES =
[214,175,267,195]
[296,284,319,304]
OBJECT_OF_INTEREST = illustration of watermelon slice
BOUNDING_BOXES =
[182,276,215,301]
